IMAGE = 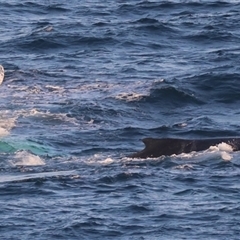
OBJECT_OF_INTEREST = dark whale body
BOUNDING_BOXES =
[129,137,240,158]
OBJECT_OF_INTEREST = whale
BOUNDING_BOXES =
[128,137,240,158]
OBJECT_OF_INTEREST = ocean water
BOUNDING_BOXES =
[1,0,240,239]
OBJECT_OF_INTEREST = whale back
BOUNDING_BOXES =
[129,137,240,158]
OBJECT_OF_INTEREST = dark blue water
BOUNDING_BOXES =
[1,1,240,239]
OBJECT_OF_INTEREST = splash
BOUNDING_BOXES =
[216,142,233,152]
[209,142,233,161]
[10,151,45,166]
[176,142,233,161]
[98,158,114,165]
[220,152,232,161]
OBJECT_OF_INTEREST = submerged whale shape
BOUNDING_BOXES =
[129,137,240,158]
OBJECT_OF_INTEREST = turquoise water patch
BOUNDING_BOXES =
[0,141,15,153]
[0,138,57,157]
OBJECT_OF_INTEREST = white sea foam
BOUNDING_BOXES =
[0,111,16,137]
[45,85,65,92]
[173,152,196,158]
[115,92,146,102]
[98,158,114,165]
[0,127,9,137]
[173,164,194,170]
[85,154,115,165]
[27,108,79,126]
[123,155,166,162]
[0,65,4,85]
[74,82,116,93]
[10,151,45,166]
[113,78,167,102]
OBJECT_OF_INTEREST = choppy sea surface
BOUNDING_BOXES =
[1,1,240,239]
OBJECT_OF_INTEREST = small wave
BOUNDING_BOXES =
[118,1,179,13]
[0,170,77,184]
[19,38,65,51]
[133,18,159,25]
[125,204,150,213]
[2,2,70,14]
[186,73,240,103]
[46,4,70,12]
[112,79,161,103]
[98,171,145,184]
[132,17,177,34]
[186,29,234,42]
[141,86,203,106]
[71,36,117,47]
